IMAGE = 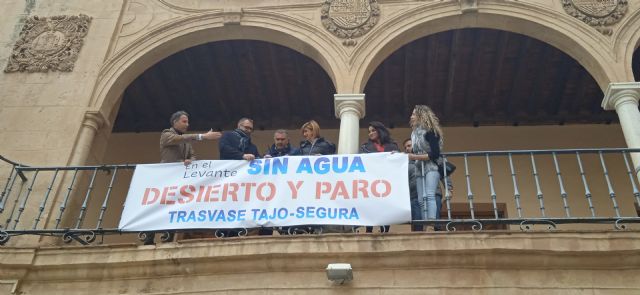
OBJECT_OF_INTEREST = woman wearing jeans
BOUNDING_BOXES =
[407,105,443,229]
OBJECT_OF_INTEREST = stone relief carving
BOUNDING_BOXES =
[4,14,92,73]
[321,0,380,46]
[561,0,628,36]
[120,1,153,37]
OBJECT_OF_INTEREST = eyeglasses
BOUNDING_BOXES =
[241,125,253,131]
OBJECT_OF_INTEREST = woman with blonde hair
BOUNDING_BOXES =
[294,120,336,155]
[407,105,443,229]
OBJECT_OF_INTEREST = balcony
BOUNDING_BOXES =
[1,148,639,246]
[1,149,640,294]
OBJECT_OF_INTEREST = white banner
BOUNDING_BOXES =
[118,153,410,231]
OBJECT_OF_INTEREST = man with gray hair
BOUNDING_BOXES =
[160,110,221,165]
[264,129,297,158]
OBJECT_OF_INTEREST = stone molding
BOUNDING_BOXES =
[81,111,108,132]
[321,0,380,46]
[222,8,244,25]
[602,82,640,111]
[1,232,640,284]
[561,0,628,35]
[4,14,92,73]
[334,94,365,118]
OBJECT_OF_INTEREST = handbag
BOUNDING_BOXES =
[437,160,456,176]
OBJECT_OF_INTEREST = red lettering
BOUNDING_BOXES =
[141,187,160,205]
[178,185,195,204]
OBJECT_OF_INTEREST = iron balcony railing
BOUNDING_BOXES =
[0,148,639,246]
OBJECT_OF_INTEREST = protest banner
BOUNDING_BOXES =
[118,152,410,231]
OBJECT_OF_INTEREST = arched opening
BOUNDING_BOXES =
[105,39,337,163]
[359,28,628,227]
[363,29,613,128]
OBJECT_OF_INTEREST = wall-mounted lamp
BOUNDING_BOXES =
[326,263,353,284]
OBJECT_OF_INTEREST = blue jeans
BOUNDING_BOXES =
[416,169,440,220]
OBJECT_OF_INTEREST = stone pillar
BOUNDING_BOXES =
[334,94,365,154]
[69,111,107,166]
[602,82,640,179]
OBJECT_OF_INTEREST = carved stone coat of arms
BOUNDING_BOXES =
[321,0,380,46]
[562,0,628,35]
[4,14,92,73]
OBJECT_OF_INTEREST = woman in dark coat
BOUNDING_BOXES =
[359,121,399,233]
[295,120,336,155]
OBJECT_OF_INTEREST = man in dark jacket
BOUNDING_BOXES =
[218,117,270,236]
[264,129,297,157]
[219,118,260,161]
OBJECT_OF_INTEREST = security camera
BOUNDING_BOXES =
[326,263,353,284]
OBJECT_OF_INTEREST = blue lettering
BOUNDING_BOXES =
[177,211,187,223]
[317,207,327,218]
[277,208,288,219]
[339,208,349,219]
[262,159,271,175]
[332,157,348,173]
[251,209,260,220]
[314,157,330,174]
[168,211,177,223]
[215,211,226,222]
[237,210,246,221]
[328,208,337,219]
[186,211,196,222]
[247,159,262,175]
[198,210,206,222]
[306,207,316,218]
[259,209,269,220]
[208,210,218,221]
[272,158,288,174]
[296,158,312,174]
[227,210,237,222]
[296,207,305,218]
[349,157,366,173]
[350,207,359,219]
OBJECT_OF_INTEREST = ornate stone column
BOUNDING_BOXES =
[69,111,107,166]
[602,82,640,179]
[334,94,365,154]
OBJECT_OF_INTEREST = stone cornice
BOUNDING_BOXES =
[602,82,640,110]
[334,94,365,118]
[2,231,640,281]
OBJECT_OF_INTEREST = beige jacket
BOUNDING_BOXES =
[160,128,198,163]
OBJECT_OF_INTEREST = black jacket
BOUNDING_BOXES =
[294,137,336,156]
[219,129,260,160]
[265,143,298,157]
[359,140,399,153]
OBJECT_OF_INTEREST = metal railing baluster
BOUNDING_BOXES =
[485,154,499,219]
[599,151,620,217]
[576,152,596,217]
[508,153,523,218]
[33,169,60,229]
[464,154,475,219]
[530,153,546,217]
[12,170,39,230]
[75,168,99,229]
[442,157,452,220]
[96,167,118,230]
[0,168,18,213]
[622,151,640,208]
[55,168,79,229]
[552,152,571,217]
